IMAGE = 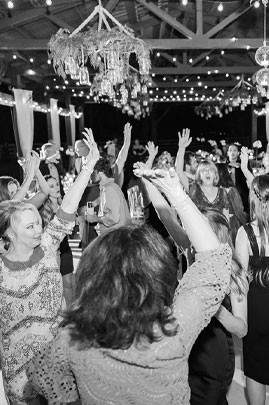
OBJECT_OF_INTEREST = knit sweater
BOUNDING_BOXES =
[27,244,231,405]
[0,209,75,404]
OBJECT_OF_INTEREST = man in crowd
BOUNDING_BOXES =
[85,157,131,235]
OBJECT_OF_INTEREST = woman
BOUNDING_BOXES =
[0,154,49,209]
[189,208,248,405]
[236,175,269,405]
[39,175,75,307]
[189,160,230,219]
[0,130,99,404]
[27,167,232,405]
[217,163,246,243]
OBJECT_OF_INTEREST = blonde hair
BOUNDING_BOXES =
[195,160,219,186]
[0,200,41,250]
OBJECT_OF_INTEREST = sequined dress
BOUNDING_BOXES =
[0,210,75,404]
[27,245,231,405]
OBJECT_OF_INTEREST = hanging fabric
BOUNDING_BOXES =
[13,89,34,157]
[49,98,61,147]
[70,104,76,147]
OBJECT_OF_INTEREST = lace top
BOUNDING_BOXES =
[0,209,75,404]
[27,244,231,405]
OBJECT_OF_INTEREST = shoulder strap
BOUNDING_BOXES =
[243,224,259,256]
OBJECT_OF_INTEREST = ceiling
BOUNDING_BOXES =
[0,0,266,103]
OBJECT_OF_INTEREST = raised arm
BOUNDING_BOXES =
[114,123,132,175]
[14,154,38,201]
[240,147,254,189]
[61,128,100,215]
[145,141,159,169]
[175,128,191,192]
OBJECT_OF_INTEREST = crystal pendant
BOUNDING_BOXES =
[255,45,269,68]
[79,67,90,85]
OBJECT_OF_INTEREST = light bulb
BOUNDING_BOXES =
[46,0,52,6]
[29,57,34,63]
[217,3,224,12]
[253,1,260,8]
[182,0,188,6]
[12,54,17,60]
[7,1,14,9]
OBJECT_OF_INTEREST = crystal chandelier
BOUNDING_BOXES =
[48,0,151,98]
[252,0,269,97]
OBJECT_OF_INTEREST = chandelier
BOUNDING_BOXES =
[251,0,269,97]
[48,0,151,98]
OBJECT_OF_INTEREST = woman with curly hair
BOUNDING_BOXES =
[27,168,232,405]
[236,174,269,405]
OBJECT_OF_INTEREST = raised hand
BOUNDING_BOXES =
[133,166,182,197]
[178,128,192,149]
[31,150,41,173]
[240,146,249,168]
[82,128,100,168]
[146,141,158,158]
[123,122,132,143]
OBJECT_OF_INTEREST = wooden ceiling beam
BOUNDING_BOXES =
[196,0,203,35]
[204,1,253,39]
[0,37,263,51]
[45,15,74,32]
[0,1,83,34]
[152,80,240,88]
[151,66,258,75]
[135,0,196,39]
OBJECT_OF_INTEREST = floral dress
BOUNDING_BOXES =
[0,209,75,404]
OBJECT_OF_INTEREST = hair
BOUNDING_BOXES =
[216,163,234,188]
[63,225,178,349]
[249,175,269,286]
[184,151,196,170]
[93,157,113,177]
[228,143,239,152]
[0,200,40,250]
[201,208,247,295]
[195,160,219,186]
[39,175,60,227]
[0,176,20,202]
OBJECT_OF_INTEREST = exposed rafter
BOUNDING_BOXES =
[204,1,253,39]
[0,37,263,51]
[196,0,203,35]
[135,0,196,39]
[0,1,83,34]
[152,66,258,75]
[45,15,74,32]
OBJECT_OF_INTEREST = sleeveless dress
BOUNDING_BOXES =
[188,295,234,405]
[189,184,229,214]
[243,224,269,384]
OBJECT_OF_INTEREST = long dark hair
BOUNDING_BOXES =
[250,175,269,285]
[217,163,234,188]
[63,225,178,349]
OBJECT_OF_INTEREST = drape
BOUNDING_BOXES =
[50,98,61,147]
[70,104,76,147]
[13,89,34,157]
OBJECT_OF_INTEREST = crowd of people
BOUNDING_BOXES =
[0,124,268,405]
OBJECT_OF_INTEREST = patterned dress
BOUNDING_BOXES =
[0,209,75,404]
[27,245,231,405]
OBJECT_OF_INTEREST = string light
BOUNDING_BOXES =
[47,59,51,65]
[12,54,17,60]
[46,0,52,6]
[182,0,188,6]
[221,50,225,55]
[217,2,224,12]
[7,1,14,9]
[253,0,260,8]
[206,55,210,60]
[29,57,34,63]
